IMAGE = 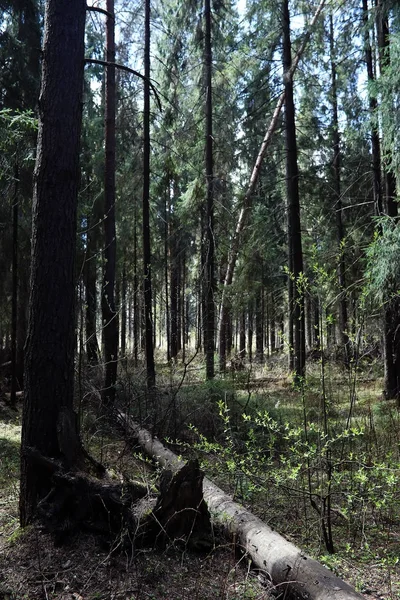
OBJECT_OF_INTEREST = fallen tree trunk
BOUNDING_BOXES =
[118,412,365,600]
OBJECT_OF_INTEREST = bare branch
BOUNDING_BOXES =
[84,58,162,112]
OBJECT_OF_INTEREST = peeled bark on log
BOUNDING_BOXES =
[117,412,365,600]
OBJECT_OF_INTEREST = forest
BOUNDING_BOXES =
[0,0,399,598]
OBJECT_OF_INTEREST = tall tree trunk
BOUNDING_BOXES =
[170,236,178,361]
[85,209,99,365]
[20,0,86,525]
[239,310,246,358]
[121,259,127,358]
[283,0,305,381]
[133,208,139,366]
[330,13,349,366]
[248,304,253,363]
[376,0,397,218]
[363,0,382,217]
[164,188,171,362]
[375,0,400,398]
[181,252,186,363]
[11,166,19,404]
[102,0,118,404]
[204,0,215,379]
[143,0,155,387]
[255,286,264,363]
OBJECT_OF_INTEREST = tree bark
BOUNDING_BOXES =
[10,166,19,405]
[204,0,215,379]
[330,13,349,366]
[283,0,305,381]
[142,0,156,388]
[20,0,86,525]
[102,0,119,404]
[118,415,365,600]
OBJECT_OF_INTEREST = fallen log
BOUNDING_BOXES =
[117,412,365,600]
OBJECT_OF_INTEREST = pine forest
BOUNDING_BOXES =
[1,0,400,598]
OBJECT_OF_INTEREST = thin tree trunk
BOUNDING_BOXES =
[239,310,246,358]
[164,188,171,362]
[283,0,305,381]
[330,13,349,366]
[255,286,264,363]
[363,0,382,217]
[102,0,118,404]
[142,0,155,388]
[85,209,99,365]
[248,304,253,363]
[181,253,186,363]
[204,0,215,379]
[133,209,139,366]
[121,259,127,358]
[11,166,19,404]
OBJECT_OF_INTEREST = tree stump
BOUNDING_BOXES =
[143,459,213,550]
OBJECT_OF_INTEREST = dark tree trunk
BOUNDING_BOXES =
[102,0,119,404]
[255,287,264,363]
[239,310,246,358]
[177,259,182,354]
[10,167,19,405]
[375,1,400,399]
[181,253,186,363]
[204,0,215,380]
[164,189,171,362]
[363,0,382,217]
[85,209,99,365]
[142,0,156,388]
[270,304,276,354]
[20,0,86,526]
[376,0,397,218]
[283,0,305,381]
[248,304,253,363]
[330,13,349,366]
[314,296,320,350]
[133,212,139,366]
[121,259,127,358]
[170,237,179,361]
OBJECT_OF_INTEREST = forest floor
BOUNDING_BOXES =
[0,358,399,599]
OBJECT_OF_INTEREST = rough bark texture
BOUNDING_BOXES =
[118,414,365,600]
[142,0,156,388]
[20,0,86,526]
[204,0,215,380]
[102,0,119,404]
[283,0,305,380]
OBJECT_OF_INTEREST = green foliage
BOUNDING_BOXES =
[364,217,400,304]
